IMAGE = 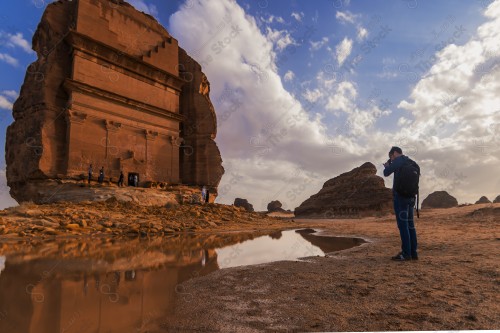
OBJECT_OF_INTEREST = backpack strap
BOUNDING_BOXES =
[416,190,420,218]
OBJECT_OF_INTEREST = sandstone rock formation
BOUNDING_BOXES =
[294,162,393,218]
[234,198,254,212]
[267,200,284,212]
[5,0,223,204]
[421,191,458,209]
[493,195,500,203]
[475,196,491,204]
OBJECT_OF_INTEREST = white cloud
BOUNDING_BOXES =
[357,26,368,41]
[336,11,358,25]
[283,70,295,82]
[169,0,367,210]
[262,15,284,24]
[0,90,17,111]
[0,53,19,67]
[309,37,329,52]
[266,27,296,52]
[395,0,500,204]
[1,90,18,99]
[6,32,33,53]
[0,96,13,111]
[167,0,500,210]
[335,37,353,66]
[326,81,357,113]
[291,12,304,22]
[303,88,323,103]
[0,169,17,209]
[126,0,158,17]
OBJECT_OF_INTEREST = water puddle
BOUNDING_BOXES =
[0,229,364,332]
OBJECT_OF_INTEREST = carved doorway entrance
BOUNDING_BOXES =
[128,172,139,187]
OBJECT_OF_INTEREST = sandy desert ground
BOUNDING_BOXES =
[160,203,499,332]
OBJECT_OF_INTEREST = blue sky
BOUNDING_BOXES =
[1,0,499,209]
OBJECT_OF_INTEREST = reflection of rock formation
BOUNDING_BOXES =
[0,249,218,333]
[421,191,458,209]
[295,230,366,253]
[6,0,223,204]
[268,231,283,240]
[295,162,392,218]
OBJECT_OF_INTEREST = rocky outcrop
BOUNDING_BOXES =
[493,195,500,203]
[234,198,254,212]
[475,196,491,204]
[5,0,223,205]
[421,191,458,209]
[294,162,393,218]
[267,200,284,212]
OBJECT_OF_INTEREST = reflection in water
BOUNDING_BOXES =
[0,229,364,332]
[217,229,366,268]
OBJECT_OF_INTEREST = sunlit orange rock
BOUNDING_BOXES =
[5,0,223,204]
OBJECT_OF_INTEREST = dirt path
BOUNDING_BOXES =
[160,204,500,332]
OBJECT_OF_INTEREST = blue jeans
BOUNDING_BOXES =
[393,193,418,258]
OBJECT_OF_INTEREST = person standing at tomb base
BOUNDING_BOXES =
[201,186,207,203]
[88,164,93,185]
[134,174,138,187]
[98,167,104,184]
[118,171,124,187]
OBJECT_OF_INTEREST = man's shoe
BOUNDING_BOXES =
[411,254,419,260]
[391,253,411,261]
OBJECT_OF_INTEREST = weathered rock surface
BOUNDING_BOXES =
[5,0,223,205]
[267,200,284,212]
[421,191,458,209]
[493,195,500,203]
[234,198,254,212]
[294,162,393,218]
[475,196,491,204]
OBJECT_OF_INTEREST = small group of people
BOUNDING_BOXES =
[88,164,136,187]
[88,164,106,184]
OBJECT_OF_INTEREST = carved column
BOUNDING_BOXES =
[104,120,121,159]
[66,109,87,174]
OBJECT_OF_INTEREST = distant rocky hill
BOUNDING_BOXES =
[421,191,458,209]
[294,162,392,218]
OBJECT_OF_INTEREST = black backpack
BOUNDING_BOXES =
[394,157,421,217]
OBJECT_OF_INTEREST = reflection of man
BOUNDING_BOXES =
[0,256,5,276]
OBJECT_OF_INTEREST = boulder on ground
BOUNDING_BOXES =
[267,200,284,212]
[234,198,254,212]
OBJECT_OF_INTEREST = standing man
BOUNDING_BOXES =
[88,164,93,185]
[118,171,124,187]
[98,167,104,184]
[383,146,420,261]
[201,186,207,204]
